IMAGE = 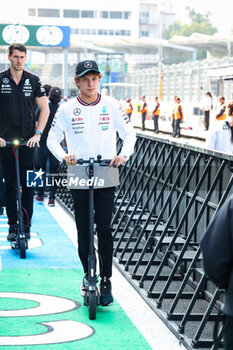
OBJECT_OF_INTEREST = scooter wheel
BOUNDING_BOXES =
[88,291,97,320]
[19,238,26,259]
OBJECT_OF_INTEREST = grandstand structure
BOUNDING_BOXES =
[0,1,233,104]
[115,55,233,119]
[0,1,233,116]
[0,42,233,119]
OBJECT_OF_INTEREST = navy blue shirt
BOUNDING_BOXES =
[0,68,45,140]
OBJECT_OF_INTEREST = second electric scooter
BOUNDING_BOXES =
[6,140,30,259]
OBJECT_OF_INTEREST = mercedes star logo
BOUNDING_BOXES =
[84,61,93,68]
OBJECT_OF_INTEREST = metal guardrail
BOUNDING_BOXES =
[56,133,233,349]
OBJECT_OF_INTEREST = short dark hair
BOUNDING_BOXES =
[8,43,27,56]
[49,86,62,104]
[43,84,52,97]
[228,101,233,115]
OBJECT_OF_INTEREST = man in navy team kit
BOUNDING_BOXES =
[0,43,49,241]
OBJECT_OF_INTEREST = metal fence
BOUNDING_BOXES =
[56,133,233,349]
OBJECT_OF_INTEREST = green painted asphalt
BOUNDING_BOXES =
[0,269,152,349]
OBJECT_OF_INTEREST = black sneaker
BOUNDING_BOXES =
[82,273,98,288]
[82,274,89,289]
[7,224,18,242]
[100,277,114,306]
[24,226,31,240]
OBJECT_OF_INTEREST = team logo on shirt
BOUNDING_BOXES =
[99,116,110,121]
[100,106,109,117]
[223,122,230,130]
[72,117,83,122]
[23,79,32,96]
[73,108,81,116]
[1,77,11,93]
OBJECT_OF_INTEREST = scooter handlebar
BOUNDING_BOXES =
[61,155,117,167]
[78,158,112,166]
[6,139,28,147]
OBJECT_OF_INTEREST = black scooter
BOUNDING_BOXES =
[78,155,112,320]
[6,140,29,259]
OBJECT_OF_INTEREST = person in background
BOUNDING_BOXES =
[43,84,52,101]
[35,87,62,206]
[205,101,233,154]
[172,97,183,138]
[0,42,49,241]
[140,95,148,131]
[200,194,233,350]
[216,96,227,121]
[152,96,160,134]
[201,92,212,131]
[171,96,178,130]
[125,98,133,121]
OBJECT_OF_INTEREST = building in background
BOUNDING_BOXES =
[0,0,178,95]
[7,0,174,41]
[2,0,230,101]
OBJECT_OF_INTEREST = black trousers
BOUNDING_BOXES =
[36,143,60,199]
[71,187,115,278]
[127,113,132,121]
[173,119,181,137]
[0,161,4,207]
[223,314,233,350]
[204,110,210,131]
[0,146,35,226]
[141,112,146,130]
[153,115,159,133]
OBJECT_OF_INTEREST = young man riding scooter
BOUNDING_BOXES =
[47,60,136,306]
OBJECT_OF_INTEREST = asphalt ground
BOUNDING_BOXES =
[0,200,185,350]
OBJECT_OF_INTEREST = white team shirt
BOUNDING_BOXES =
[47,94,136,188]
[47,94,136,161]
[205,120,233,154]
[201,95,212,112]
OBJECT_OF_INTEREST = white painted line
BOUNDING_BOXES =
[0,232,38,236]
[46,200,185,350]
[0,239,42,250]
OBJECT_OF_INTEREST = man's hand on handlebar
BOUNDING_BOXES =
[27,134,41,148]
[63,155,77,166]
[0,137,6,147]
[110,155,127,167]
